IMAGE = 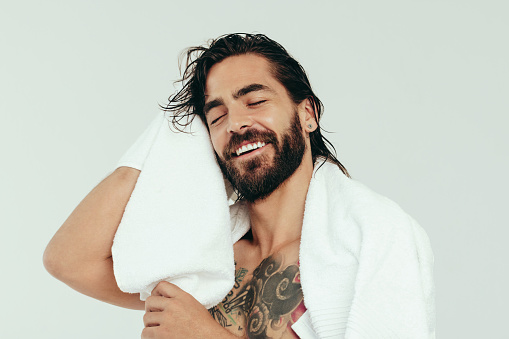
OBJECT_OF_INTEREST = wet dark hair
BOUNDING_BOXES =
[160,33,350,177]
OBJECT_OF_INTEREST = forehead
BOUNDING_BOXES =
[205,54,281,98]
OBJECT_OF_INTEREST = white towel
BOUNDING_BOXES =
[111,112,435,337]
[111,112,234,308]
[226,161,435,337]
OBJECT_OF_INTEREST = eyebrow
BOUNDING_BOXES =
[204,83,275,116]
[233,83,274,99]
[203,99,224,116]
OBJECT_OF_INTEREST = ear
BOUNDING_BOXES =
[299,98,318,133]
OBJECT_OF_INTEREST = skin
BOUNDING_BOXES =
[209,243,306,338]
[141,54,318,339]
[142,281,236,338]
[43,166,146,310]
[204,54,317,258]
[44,53,318,339]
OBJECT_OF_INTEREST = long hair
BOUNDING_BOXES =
[160,33,350,177]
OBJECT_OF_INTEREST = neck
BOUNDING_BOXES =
[246,153,314,258]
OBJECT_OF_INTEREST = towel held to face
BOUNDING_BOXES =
[111,112,436,337]
[112,112,238,308]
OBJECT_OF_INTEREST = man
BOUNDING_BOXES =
[44,34,435,338]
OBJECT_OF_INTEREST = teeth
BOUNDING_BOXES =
[236,142,266,156]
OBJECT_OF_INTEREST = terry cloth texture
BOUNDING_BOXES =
[112,113,436,337]
[112,112,234,308]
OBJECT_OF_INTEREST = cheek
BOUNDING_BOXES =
[256,108,283,131]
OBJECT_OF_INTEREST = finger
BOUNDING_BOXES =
[143,311,163,328]
[141,326,156,339]
[151,281,183,298]
[145,295,171,312]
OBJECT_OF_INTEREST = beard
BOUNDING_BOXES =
[215,111,306,203]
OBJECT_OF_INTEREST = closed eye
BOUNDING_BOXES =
[210,100,266,125]
[248,100,267,107]
[210,114,225,125]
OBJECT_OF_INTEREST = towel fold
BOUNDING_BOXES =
[111,112,235,308]
[111,112,435,337]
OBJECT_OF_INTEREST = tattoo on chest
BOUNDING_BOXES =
[209,253,304,338]
[208,306,231,328]
[209,264,249,328]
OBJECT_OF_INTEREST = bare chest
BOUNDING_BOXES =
[209,252,307,338]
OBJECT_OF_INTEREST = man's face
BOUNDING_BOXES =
[204,54,308,202]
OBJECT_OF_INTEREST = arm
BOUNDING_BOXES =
[43,166,145,310]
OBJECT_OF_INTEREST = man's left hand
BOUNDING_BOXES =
[141,281,232,339]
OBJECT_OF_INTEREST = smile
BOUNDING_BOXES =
[235,141,266,156]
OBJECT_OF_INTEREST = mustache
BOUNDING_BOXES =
[223,129,278,159]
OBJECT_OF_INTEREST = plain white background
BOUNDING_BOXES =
[1,1,508,338]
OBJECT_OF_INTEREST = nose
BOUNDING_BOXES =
[226,105,253,134]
